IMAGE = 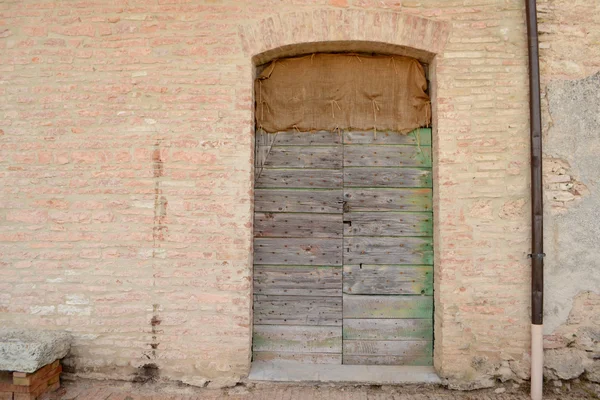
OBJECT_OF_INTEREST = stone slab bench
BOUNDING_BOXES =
[0,329,72,400]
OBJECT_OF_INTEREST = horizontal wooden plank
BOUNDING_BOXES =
[254,266,342,296]
[253,351,342,364]
[344,167,432,188]
[256,169,343,189]
[253,295,342,326]
[344,145,431,167]
[343,340,432,356]
[344,129,431,146]
[343,341,432,366]
[344,189,432,212]
[344,237,433,265]
[255,213,342,238]
[271,130,342,146]
[255,190,343,213]
[343,319,433,340]
[253,325,342,353]
[254,238,342,265]
[343,212,432,237]
[343,265,433,295]
[265,146,342,168]
[343,295,433,319]
[343,354,433,366]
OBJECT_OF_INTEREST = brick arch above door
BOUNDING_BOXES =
[238,10,451,65]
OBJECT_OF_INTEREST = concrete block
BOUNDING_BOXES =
[0,329,72,373]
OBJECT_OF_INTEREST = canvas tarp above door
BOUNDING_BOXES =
[255,53,431,134]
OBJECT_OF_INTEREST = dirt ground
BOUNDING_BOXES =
[40,378,600,400]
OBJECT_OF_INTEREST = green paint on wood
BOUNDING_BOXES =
[343,319,433,341]
[343,295,433,319]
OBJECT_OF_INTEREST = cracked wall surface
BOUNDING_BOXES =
[539,0,600,382]
[543,73,600,335]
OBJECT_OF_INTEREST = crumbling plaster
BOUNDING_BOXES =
[543,72,600,334]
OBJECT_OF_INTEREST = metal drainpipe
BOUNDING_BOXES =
[525,0,544,399]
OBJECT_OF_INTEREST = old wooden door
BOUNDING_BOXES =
[252,129,433,366]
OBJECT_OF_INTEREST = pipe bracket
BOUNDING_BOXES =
[528,253,546,259]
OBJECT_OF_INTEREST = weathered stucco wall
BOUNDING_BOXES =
[538,0,600,382]
[0,0,594,390]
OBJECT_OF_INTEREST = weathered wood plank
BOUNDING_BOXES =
[253,325,342,353]
[343,212,432,237]
[273,131,342,146]
[254,238,342,265]
[344,146,431,167]
[256,169,343,189]
[253,351,342,364]
[343,341,432,366]
[253,295,342,326]
[344,189,432,212]
[255,190,343,213]
[343,319,433,340]
[344,237,433,265]
[344,129,432,146]
[265,146,342,168]
[254,266,342,296]
[343,354,433,366]
[344,167,432,188]
[343,340,432,356]
[343,265,433,295]
[343,295,433,319]
[255,213,342,238]
[255,129,277,169]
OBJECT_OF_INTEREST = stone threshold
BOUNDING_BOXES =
[248,361,441,385]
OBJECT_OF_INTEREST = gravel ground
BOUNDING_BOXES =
[40,378,600,400]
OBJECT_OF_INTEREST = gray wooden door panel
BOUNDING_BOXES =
[253,128,434,367]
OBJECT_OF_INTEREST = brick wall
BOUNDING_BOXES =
[1,0,594,389]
